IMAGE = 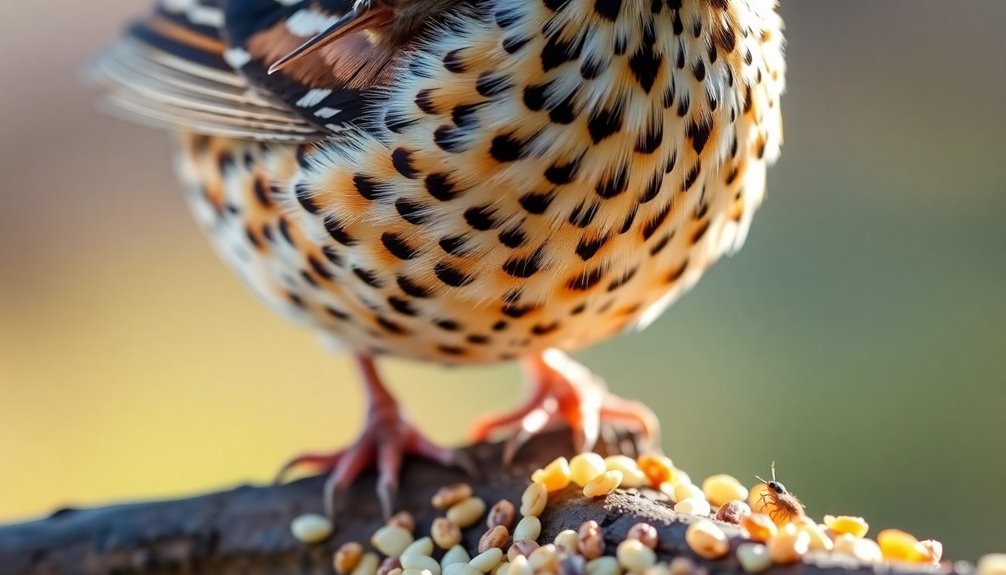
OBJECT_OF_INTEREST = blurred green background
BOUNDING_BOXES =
[1,0,1004,560]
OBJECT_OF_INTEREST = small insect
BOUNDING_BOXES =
[754,462,806,524]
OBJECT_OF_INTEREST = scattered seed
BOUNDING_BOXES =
[469,548,504,573]
[561,552,588,575]
[586,556,620,575]
[533,457,573,492]
[823,515,869,539]
[389,511,417,533]
[668,557,700,575]
[643,564,671,575]
[520,482,548,517]
[513,515,542,542]
[617,538,657,571]
[509,555,534,575]
[920,539,943,564]
[604,455,647,487]
[554,529,579,554]
[740,513,777,543]
[508,539,541,560]
[673,497,711,516]
[488,499,517,530]
[767,524,810,564]
[434,483,474,510]
[445,564,483,575]
[570,452,608,487]
[354,553,381,575]
[400,570,425,575]
[877,529,927,563]
[685,520,729,560]
[404,537,435,558]
[833,534,883,563]
[372,525,415,557]
[638,454,675,487]
[479,525,510,553]
[401,553,442,574]
[432,518,463,549]
[335,542,365,575]
[584,470,623,497]
[735,543,771,573]
[578,520,605,560]
[442,545,471,568]
[387,569,403,575]
[673,483,705,504]
[978,554,1006,575]
[627,522,659,549]
[702,474,749,508]
[529,544,561,572]
[802,522,834,552]
[290,513,333,544]
[448,497,487,528]
[715,500,751,524]
[379,557,403,575]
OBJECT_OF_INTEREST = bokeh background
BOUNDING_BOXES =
[2,0,1004,560]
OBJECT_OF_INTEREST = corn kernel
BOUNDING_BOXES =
[702,474,749,508]
[740,514,777,543]
[673,497,711,516]
[372,525,415,557]
[767,524,810,564]
[978,554,1006,575]
[520,482,548,517]
[605,455,647,488]
[570,452,608,487]
[535,457,572,492]
[735,543,771,574]
[447,497,487,528]
[617,539,657,571]
[290,513,333,544]
[684,520,729,560]
[584,470,623,497]
[637,454,675,487]
[877,529,927,563]
[823,515,869,539]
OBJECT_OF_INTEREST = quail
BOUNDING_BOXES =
[91,0,785,515]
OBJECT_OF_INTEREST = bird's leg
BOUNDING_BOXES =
[277,354,470,517]
[470,349,661,463]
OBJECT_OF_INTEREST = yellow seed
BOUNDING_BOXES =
[570,452,608,487]
[833,534,883,563]
[823,515,870,539]
[605,455,647,488]
[441,546,471,568]
[469,548,504,573]
[447,497,487,529]
[536,457,572,492]
[978,554,1006,575]
[290,513,333,544]
[432,519,462,549]
[877,529,927,563]
[800,522,833,552]
[520,482,548,517]
[354,553,381,575]
[433,484,474,510]
[766,524,810,565]
[673,483,705,504]
[513,515,542,542]
[372,525,415,557]
[637,454,675,487]
[702,474,749,508]
[617,539,658,571]
[335,542,365,575]
[673,497,711,516]
[387,569,404,575]
[401,554,442,575]
[644,564,671,575]
[735,543,771,574]
[584,470,623,497]
[528,544,560,572]
[554,529,579,554]
[508,555,533,575]
[684,520,729,560]
[586,557,620,575]
[404,537,435,558]
[740,513,778,543]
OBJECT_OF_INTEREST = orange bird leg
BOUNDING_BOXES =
[277,354,472,517]
[470,349,661,463]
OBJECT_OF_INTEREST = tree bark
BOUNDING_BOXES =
[0,430,964,575]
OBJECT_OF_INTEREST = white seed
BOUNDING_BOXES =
[520,482,548,517]
[672,484,705,504]
[373,525,415,557]
[513,516,542,542]
[583,470,623,498]
[354,553,381,575]
[685,520,729,560]
[290,513,333,544]
[736,543,771,574]
[442,545,472,568]
[444,563,484,575]
[604,455,646,488]
[470,548,504,573]
[495,564,509,575]
[404,537,435,558]
[617,539,657,572]
[387,569,403,575]
[570,452,607,486]
[402,554,442,574]
[402,570,430,575]
[673,497,711,516]
[553,529,579,554]
[509,555,534,575]
[978,554,1006,575]
[643,564,671,575]
[448,497,488,528]
[833,535,883,563]
[586,557,621,575]
[528,544,559,572]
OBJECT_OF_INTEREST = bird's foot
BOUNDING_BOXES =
[276,356,474,518]
[470,349,660,463]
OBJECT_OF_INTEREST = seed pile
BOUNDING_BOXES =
[291,451,1002,575]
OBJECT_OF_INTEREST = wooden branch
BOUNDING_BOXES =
[0,430,963,575]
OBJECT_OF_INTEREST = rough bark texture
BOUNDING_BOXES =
[0,430,964,575]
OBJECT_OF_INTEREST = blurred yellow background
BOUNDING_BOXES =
[1,0,1004,560]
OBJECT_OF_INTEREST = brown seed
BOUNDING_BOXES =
[488,499,517,530]
[577,520,604,560]
[668,557,700,575]
[479,525,510,553]
[387,511,416,533]
[377,557,401,575]
[715,500,752,524]
[334,542,365,575]
[432,518,463,549]
[434,483,474,509]
[508,539,540,561]
[626,523,659,549]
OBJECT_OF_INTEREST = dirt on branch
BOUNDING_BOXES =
[0,430,963,575]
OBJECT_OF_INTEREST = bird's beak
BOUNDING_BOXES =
[268,0,394,75]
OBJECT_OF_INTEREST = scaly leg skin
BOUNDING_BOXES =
[470,348,661,463]
[276,355,472,517]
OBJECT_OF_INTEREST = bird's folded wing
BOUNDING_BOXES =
[89,0,324,142]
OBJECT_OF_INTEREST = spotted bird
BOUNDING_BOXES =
[91,0,786,515]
